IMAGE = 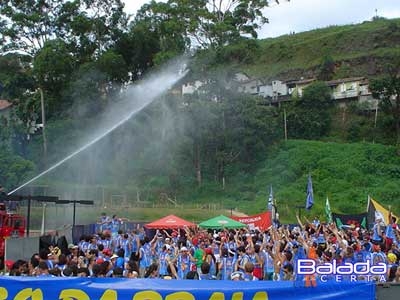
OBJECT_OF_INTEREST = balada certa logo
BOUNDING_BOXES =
[297,259,387,282]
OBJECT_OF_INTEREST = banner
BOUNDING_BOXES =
[0,277,376,300]
[231,211,271,231]
[332,212,368,229]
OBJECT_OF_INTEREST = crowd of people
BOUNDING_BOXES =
[3,211,400,283]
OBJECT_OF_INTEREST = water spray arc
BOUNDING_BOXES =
[8,60,188,195]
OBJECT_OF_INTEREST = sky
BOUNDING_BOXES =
[123,0,400,39]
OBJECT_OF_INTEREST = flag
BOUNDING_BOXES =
[325,197,332,223]
[305,174,314,210]
[335,217,344,229]
[367,196,399,227]
[361,217,367,229]
[332,212,368,229]
[267,185,273,211]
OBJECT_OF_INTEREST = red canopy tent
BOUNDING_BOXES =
[145,214,197,229]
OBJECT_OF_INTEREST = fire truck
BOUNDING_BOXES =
[0,202,26,258]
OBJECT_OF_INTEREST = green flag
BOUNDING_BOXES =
[325,197,332,223]
[361,217,367,229]
[335,217,343,229]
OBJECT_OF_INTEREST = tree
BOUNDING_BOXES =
[0,0,128,59]
[0,148,35,190]
[133,1,188,65]
[288,81,333,139]
[370,55,400,145]
[33,39,76,117]
[135,0,281,49]
[0,53,36,156]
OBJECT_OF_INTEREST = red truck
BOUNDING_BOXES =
[0,203,26,257]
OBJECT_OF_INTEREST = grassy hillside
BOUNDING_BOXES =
[243,18,400,80]
[186,140,400,224]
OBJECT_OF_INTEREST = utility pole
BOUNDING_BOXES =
[284,108,288,141]
[39,87,47,166]
[373,104,378,144]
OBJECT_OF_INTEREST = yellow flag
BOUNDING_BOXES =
[370,198,398,225]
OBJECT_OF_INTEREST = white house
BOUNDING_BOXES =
[259,80,288,98]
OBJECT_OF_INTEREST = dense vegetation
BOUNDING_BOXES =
[1,1,400,222]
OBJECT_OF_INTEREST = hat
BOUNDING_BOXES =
[110,254,118,260]
[103,249,112,256]
[388,253,397,263]
[96,258,104,264]
[165,238,170,241]
[68,244,78,249]
[180,246,188,252]
[230,271,244,280]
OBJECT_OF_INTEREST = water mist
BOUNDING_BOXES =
[8,58,188,196]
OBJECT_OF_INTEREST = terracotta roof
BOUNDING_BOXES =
[0,100,12,111]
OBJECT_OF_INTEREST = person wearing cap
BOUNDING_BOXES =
[159,244,175,278]
[230,271,244,281]
[173,246,194,279]
[154,231,166,258]
[67,244,79,261]
[204,248,217,277]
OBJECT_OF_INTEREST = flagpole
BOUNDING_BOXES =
[295,205,303,219]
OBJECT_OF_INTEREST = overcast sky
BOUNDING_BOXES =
[123,0,400,39]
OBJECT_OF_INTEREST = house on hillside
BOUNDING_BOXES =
[327,77,378,109]
[259,80,289,98]
[286,78,316,98]
[327,77,364,100]
[235,72,263,95]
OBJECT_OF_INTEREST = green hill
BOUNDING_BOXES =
[226,18,400,80]
[217,140,400,223]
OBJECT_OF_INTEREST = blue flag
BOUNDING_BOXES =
[267,185,273,211]
[305,174,314,210]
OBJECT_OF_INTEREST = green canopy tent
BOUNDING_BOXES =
[198,215,247,229]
